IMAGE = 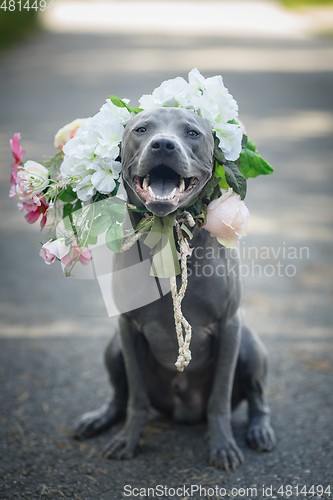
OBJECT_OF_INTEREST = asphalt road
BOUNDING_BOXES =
[0,10,333,500]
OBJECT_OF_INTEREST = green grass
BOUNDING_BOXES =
[0,8,40,51]
[280,0,333,9]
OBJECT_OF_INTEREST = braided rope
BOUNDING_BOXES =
[171,212,195,372]
[119,231,143,253]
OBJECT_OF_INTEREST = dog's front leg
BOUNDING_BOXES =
[207,311,244,471]
[103,315,149,460]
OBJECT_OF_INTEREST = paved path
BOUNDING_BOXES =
[0,7,333,499]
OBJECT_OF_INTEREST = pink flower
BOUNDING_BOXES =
[40,239,70,265]
[10,133,24,165]
[203,188,250,248]
[11,160,49,208]
[9,133,24,198]
[24,198,49,229]
[60,239,92,268]
[54,118,85,150]
[17,161,49,195]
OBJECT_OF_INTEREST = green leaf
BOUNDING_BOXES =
[89,201,106,219]
[62,203,74,219]
[79,231,97,246]
[246,138,256,152]
[87,233,98,245]
[224,161,247,200]
[135,217,153,233]
[91,192,109,204]
[105,223,124,253]
[241,134,248,148]
[187,197,202,217]
[215,161,231,191]
[90,214,112,236]
[127,205,148,214]
[57,185,77,202]
[109,95,143,115]
[204,176,222,199]
[105,202,126,223]
[238,140,274,179]
[180,223,193,240]
[213,136,226,165]
[73,199,82,212]
[214,132,248,198]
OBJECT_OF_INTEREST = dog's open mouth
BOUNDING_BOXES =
[134,165,198,207]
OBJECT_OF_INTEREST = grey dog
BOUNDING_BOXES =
[74,107,276,471]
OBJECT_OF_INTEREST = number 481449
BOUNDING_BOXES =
[0,0,54,11]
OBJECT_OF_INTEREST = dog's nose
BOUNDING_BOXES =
[151,138,175,153]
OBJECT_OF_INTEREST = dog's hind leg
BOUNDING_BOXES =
[237,324,276,452]
[73,330,128,439]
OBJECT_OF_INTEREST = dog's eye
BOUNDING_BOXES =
[188,130,199,137]
[136,127,146,134]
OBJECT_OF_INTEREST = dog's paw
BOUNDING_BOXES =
[73,402,125,439]
[209,440,244,472]
[246,422,276,452]
[102,429,141,460]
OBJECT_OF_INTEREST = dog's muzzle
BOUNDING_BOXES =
[133,137,199,216]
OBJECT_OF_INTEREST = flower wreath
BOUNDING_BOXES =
[9,68,273,370]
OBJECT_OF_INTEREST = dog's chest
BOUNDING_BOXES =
[113,230,241,371]
[112,230,240,318]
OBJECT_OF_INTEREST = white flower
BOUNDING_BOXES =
[189,69,238,118]
[17,161,49,195]
[203,188,250,248]
[214,122,243,162]
[93,119,124,160]
[40,239,70,265]
[54,118,85,150]
[60,155,94,182]
[139,76,193,109]
[139,69,243,162]
[188,68,206,92]
[62,117,98,160]
[91,169,115,194]
[60,113,124,199]
[72,174,96,202]
[91,158,121,194]
[99,99,132,125]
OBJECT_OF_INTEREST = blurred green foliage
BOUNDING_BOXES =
[280,0,333,8]
[0,8,40,51]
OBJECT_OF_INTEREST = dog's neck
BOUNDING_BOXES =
[123,178,201,242]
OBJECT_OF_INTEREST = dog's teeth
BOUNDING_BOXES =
[148,186,177,201]
[142,174,149,191]
[179,178,185,192]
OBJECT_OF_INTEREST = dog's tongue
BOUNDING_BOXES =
[149,170,179,197]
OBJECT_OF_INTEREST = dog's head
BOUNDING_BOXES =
[121,107,214,217]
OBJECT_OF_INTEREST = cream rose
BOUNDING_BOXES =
[203,188,250,248]
[54,118,85,150]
